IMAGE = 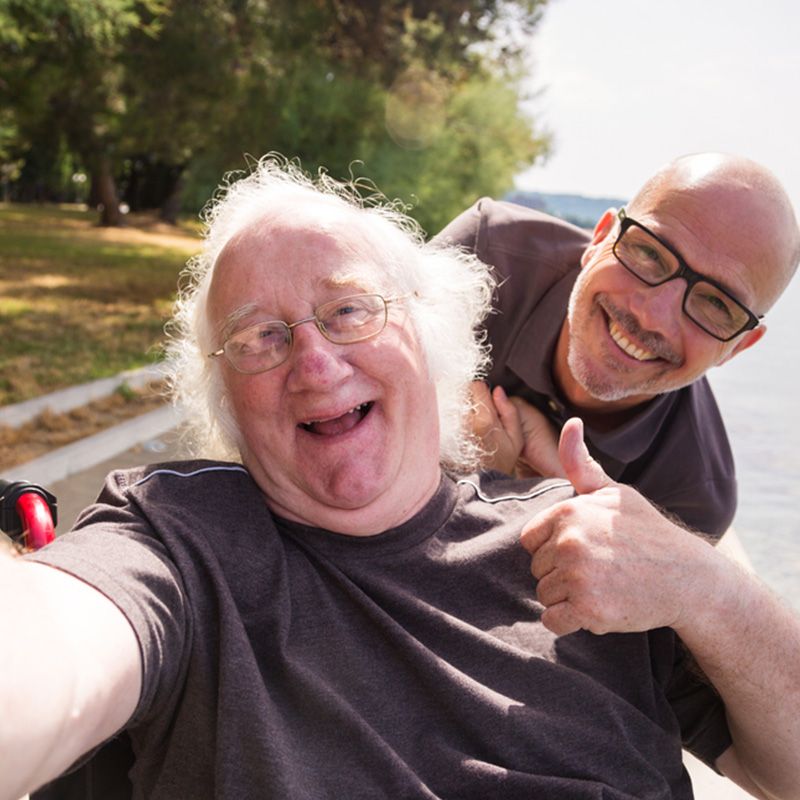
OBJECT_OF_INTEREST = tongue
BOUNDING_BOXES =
[309,408,362,436]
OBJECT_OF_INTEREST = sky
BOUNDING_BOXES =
[515,0,800,212]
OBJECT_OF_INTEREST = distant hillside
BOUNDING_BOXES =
[504,190,628,230]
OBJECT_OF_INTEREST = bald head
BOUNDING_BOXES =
[628,153,800,312]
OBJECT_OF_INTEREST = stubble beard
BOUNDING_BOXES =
[565,287,687,404]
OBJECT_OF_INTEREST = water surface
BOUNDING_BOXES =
[709,276,800,610]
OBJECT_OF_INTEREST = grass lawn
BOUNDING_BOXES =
[0,203,202,406]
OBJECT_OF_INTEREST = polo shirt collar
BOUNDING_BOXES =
[506,268,575,400]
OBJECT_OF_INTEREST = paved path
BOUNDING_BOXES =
[46,426,185,532]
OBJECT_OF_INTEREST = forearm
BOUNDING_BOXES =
[674,548,800,798]
[0,553,141,800]
[522,419,800,796]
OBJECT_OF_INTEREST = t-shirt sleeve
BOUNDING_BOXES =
[25,470,190,727]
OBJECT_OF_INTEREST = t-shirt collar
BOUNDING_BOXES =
[275,473,460,557]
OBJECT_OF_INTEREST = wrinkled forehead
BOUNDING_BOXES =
[208,210,390,324]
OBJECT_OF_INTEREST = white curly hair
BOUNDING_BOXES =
[163,154,495,473]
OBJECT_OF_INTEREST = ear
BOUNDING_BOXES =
[717,323,767,366]
[579,208,618,268]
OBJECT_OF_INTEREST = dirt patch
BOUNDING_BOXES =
[0,381,168,470]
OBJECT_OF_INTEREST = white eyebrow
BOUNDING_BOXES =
[217,272,384,340]
[219,302,261,340]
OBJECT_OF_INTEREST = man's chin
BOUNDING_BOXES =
[313,477,385,513]
[578,377,636,404]
[569,351,664,405]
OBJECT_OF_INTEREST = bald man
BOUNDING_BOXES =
[435,153,800,538]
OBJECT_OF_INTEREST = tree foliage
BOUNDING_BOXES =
[0,0,551,231]
[0,0,168,221]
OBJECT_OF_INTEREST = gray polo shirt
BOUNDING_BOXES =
[435,198,736,538]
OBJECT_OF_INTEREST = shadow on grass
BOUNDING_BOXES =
[0,203,201,404]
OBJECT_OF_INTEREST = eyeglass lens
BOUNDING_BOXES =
[614,225,751,340]
[223,294,389,373]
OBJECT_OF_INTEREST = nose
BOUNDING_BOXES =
[628,279,686,338]
[285,322,354,392]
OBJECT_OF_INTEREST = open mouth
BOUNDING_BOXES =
[607,319,658,362]
[299,401,374,435]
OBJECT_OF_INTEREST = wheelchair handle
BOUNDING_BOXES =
[0,479,57,550]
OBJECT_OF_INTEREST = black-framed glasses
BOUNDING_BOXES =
[208,293,412,374]
[612,209,763,342]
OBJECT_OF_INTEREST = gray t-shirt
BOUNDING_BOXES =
[29,461,731,798]
[435,198,737,538]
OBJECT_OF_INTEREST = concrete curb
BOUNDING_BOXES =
[0,364,165,428]
[3,404,183,485]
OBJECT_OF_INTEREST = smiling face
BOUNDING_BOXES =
[207,213,442,535]
[555,156,798,414]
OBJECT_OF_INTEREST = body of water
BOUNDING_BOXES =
[709,276,800,611]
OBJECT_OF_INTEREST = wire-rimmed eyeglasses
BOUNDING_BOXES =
[612,209,762,342]
[208,293,412,374]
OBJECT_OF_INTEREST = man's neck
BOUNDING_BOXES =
[260,468,442,538]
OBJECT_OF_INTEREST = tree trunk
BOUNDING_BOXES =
[159,169,185,225]
[93,155,122,227]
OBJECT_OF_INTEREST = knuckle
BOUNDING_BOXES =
[553,531,588,563]
[534,576,555,605]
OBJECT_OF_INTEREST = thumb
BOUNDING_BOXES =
[558,417,612,494]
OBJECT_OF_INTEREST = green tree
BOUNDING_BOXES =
[364,72,548,234]
[2,0,551,229]
[182,1,550,231]
[0,0,167,224]
[117,0,273,221]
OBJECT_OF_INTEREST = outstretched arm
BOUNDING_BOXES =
[520,418,800,799]
[0,551,141,800]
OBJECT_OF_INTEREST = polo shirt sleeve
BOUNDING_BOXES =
[645,477,736,540]
[433,199,484,251]
[614,381,738,540]
[667,644,732,772]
